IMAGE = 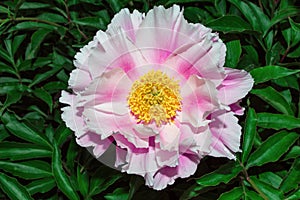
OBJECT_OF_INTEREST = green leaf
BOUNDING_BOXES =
[89,166,122,196]
[183,7,203,23]
[106,0,129,12]
[9,22,56,32]
[256,113,300,130]
[244,187,264,200]
[128,176,144,200]
[225,40,241,68]
[288,45,300,58]
[32,88,53,112]
[250,176,284,200]
[29,67,61,87]
[206,15,252,33]
[77,166,89,197]
[54,124,73,146]
[0,5,9,14]
[52,140,80,200]
[250,65,300,84]
[272,74,299,90]
[270,7,300,28]
[280,159,300,193]
[265,42,284,65]
[251,87,294,115]
[73,17,105,29]
[26,29,52,59]
[1,112,51,148]
[196,161,242,186]
[228,0,270,34]
[286,189,300,200]
[0,124,10,142]
[246,131,299,168]
[289,17,300,32]
[241,108,257,163]
[283,146,300,161]
[26,178,56,195]
[0,90,23,115]
[104,187,129,200]
[0,172,33,200]
[0,160,52,179]
[19,2,50,9]
[259,172,282,189]
[0,142,52,161]
[38,12,67,23]
[218,186,243,200]
[12,34,26,55]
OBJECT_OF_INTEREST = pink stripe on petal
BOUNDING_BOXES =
[181,75,218,127]
[217,68,254,105]
[209,111,242,159]
[108,8,143,42]
[76,132,112,158]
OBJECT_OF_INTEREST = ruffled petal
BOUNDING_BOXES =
[150,154,200,190]
[82,68,132,115]
[217,68,254,105]
[157,123,180,151]
[108,8,144,42]
[164,34,226,85]
[88,28,147,80]
[60,91,86,137]
[181,75,219,127]
[208,110,242,159]
[76,132,112,158]
[135,5,211,64]
[114,134,160,176]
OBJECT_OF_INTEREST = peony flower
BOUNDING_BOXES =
[60,5,254,190]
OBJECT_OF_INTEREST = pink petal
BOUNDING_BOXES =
[76,132,112,158]
[88,28,146,80]
[208,110,242,159]
[181,75,219,127]
[113,134,160,175]
[165,36,226,85]
[68,69,92,93]
[135,5,212,64]
[150,154,200,190]
[230,102,245,115]
[217,68,254,105]
[157,123,180,151]
[108,8,144,42]
[82,68,132,115]
[60,91,86,137]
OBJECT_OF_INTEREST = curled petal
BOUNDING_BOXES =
[209,111,242,159]
[181,75,219,127]
[218,68,254,105]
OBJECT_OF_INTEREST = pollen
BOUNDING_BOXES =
[127,70,181,127]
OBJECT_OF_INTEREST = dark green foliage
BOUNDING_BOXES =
[0,0,299,199]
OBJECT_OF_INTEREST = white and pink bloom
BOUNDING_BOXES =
[60,5,253,190]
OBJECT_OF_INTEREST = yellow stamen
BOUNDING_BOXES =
[127,70,181,127]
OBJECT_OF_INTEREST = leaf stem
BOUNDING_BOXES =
[0,17,63,28]
[280,46,290,63]
[238,160,269,200]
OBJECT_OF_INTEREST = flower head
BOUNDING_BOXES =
[60,5,253,190]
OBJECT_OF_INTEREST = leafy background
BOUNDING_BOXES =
[0,0,299,199]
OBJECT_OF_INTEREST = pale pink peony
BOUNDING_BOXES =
[60,5,254,190]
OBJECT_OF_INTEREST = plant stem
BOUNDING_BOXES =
[0,17,63,28]
[238,160,269,200]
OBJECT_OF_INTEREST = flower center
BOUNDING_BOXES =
[128,70,181,127]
